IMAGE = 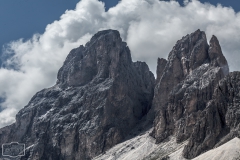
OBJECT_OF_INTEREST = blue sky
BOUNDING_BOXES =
[0,0,118,52]
[0,0,240,127]
[0,0,239,53]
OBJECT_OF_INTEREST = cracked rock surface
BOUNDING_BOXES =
[0,29,239,160]
[0,30,154,160]
[151,29,240,159]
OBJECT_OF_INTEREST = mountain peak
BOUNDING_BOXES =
[86,29,121,47]
[152,30,232,159]
[0,29,238,160]
[92,29,120,39]
[0,29,155,160]
[209,34,229,76]
[57,29,131,87]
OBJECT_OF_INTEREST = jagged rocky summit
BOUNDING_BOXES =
[0,29,239,160]
[151,29,240,159]
[0,30,155,160]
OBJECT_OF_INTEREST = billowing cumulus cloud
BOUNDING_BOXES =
[0,0,240,127]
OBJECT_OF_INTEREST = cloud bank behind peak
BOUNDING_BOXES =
[0,0,240,127]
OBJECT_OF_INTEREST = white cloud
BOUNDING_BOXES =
[0,0,240,127]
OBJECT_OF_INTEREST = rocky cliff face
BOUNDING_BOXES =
[0,29,239,160]
[151,29,240,159]
[183,71,240,158]
[0,30,155,160]
[152,29,229,114]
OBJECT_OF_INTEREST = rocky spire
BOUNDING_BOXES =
[151,29,231,158]
[151,29,210,115]
[208,35,229,76]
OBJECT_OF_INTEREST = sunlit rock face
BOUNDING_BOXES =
[0,30,154,160]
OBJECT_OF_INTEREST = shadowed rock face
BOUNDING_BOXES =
[183,71,240,159]
[208,35,229,76]
[156,58,167,85]
[0,30,154,160]
[152,30,210,114]
[151,29,232,158]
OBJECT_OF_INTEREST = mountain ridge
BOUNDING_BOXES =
[0,29,239,160]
